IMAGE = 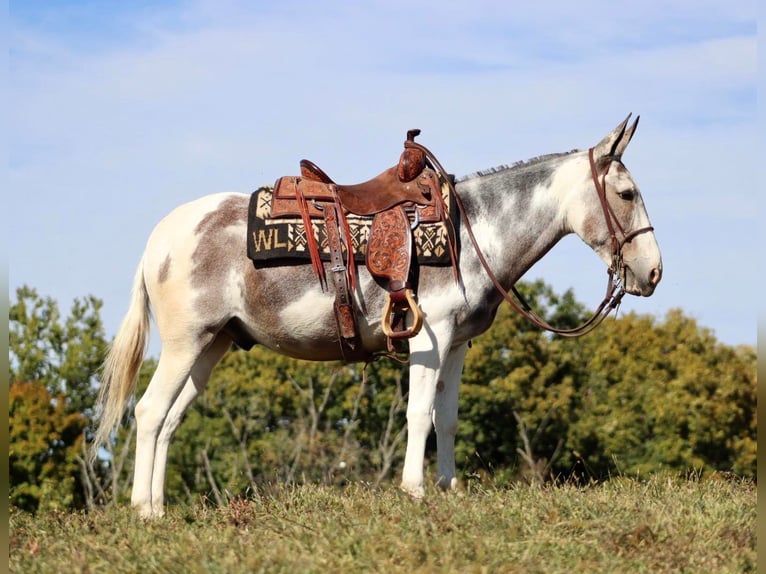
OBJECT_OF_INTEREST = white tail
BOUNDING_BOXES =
[91,256,150,460]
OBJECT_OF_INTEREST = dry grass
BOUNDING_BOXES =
[10,473,755,573]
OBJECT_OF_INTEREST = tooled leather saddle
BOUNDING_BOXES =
[269,129,455,360]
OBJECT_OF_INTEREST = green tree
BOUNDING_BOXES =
[568,309,756,478]
[9,381,88,512]
[10,286,107,416]
[8,286,108,512]
[458,281,588,482]
[457,301,756,483]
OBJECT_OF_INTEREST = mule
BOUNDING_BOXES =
[93,115,662,517]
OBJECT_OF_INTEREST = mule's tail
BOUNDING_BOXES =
[91,256,151,461]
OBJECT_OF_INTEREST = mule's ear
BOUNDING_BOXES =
[592,113,636,160]
[614,114,639,157]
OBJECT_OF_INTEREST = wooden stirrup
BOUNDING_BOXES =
[381,289,423,340]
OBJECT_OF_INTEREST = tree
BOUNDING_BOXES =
[9,286,108,512]
[568,309,757,478]
[9,381,87,512]
[457,302,756,483]
[458,281,589,482]
[10,286,107,416]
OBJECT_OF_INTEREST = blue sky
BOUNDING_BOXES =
[8,0,757,355]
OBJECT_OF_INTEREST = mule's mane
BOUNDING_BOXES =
[457,149,579,182]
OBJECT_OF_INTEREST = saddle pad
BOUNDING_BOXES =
[246,185,456,266]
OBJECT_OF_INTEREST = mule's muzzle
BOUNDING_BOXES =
[625,262,662,297]
[649,266,662,288]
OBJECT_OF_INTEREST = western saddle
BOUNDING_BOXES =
[270,129,454,360]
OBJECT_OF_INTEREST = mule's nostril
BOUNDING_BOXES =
[649,267,662,286]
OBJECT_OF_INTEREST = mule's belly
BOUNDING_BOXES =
[238,265,391,361]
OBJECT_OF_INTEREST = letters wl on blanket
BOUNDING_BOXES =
[249,130,457,360]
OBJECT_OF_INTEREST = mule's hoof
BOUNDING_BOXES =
[436,476,458,491]
[133,502,164,519]
[400,482,425,499]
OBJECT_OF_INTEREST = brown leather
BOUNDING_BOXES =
[397,129,426,181]
[271,177,332,218]
[336,166,437,216]
[324,203,364,360]
[292,164,439,216]
[297,128,437,216]
[366,205,413,289]
[271,173,444,223]
[366,205,424,340]
[300,159,334,184]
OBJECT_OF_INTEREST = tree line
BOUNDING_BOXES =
[9,282,756,513]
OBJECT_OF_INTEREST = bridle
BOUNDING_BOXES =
[588,148,655,295]
[406,140,654,338]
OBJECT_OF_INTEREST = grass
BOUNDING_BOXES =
[10,473,756,573]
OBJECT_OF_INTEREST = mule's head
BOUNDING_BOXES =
[569,115,662,297]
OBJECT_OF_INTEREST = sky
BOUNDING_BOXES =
[8,0,757,357]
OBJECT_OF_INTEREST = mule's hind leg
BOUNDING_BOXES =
[131,343,203,517]
[149,334,232,515]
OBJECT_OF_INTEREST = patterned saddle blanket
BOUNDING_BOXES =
[246,185,455,266]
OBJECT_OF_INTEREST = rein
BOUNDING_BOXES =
[405,140,654,338]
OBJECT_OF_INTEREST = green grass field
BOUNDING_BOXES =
[10,474,755,573]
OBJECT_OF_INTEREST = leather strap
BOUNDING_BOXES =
[588,149,654,255]
[294,178,326,287]
[324,202,363,360]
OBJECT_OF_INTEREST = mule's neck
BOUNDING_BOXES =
[455,152,579,293]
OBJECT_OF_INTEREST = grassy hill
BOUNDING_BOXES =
[10,473,755,573]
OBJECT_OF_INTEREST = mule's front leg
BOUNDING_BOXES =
[400,324,453,498]
[433,342,468,491]
[401,373,437,498]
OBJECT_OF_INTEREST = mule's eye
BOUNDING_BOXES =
[618,189,636,201]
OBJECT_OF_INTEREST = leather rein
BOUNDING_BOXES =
[406,140,654,338]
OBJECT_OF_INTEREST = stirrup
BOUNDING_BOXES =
[381,289,423,340]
